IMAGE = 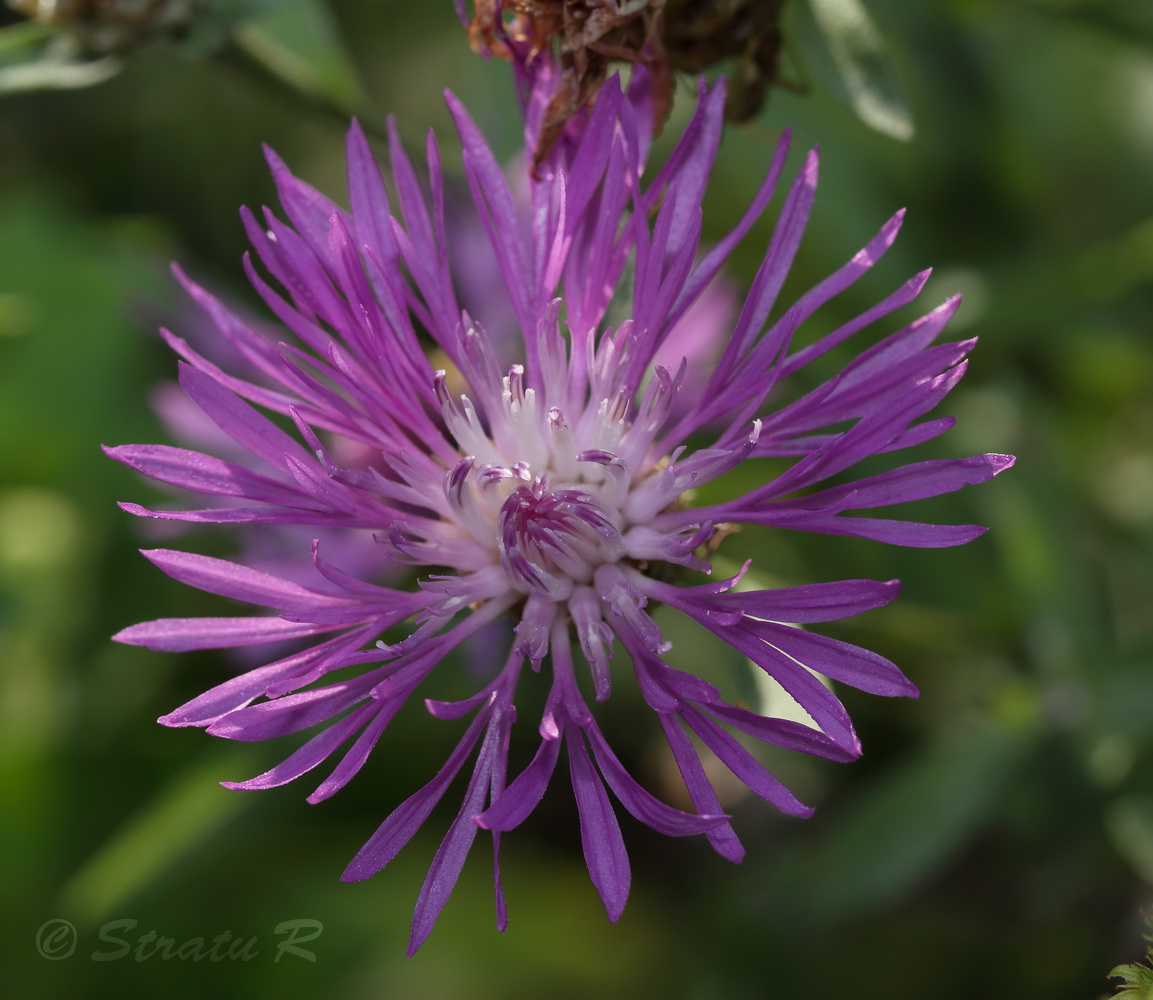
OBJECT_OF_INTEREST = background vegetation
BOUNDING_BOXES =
[2,1,1152,996]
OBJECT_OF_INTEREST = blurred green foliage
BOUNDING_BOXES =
[1,1,1152,997]
[1110,912,1153,997]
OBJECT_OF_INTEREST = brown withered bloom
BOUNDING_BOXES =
[466,0,788,165]
[469,0,670,167]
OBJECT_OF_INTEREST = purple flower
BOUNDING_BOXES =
[108,65,1012,953]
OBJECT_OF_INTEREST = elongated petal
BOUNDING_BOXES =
[207,673,379,742]
[585,723,729,837]
[476,733,562,832]
[342,710,489,882]
[568,731,630,922]
[748,620,919,698]
[408,707,510,955]
[140,549,345,611]
[222,703,375,791]
[106,50,1013,955]
[114,615,331,652]
[105,444,303,504]
[658,714,745,863]
[708,578,901,623]
[681,705,813,817]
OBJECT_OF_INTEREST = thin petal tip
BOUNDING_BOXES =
[111,624,144,646]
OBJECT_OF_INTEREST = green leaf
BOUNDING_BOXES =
[1028,0,1153,49]
[1106,794,1153,885]
[797,0,915,141]
[57,749,253,924]
[776,721,1032,919]
[177,0,279,54]
[0,56,121,93]
[0,20,51,57]
[231,0,365,112]
[1108,911,1153,996]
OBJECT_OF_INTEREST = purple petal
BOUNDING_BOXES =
[207,672,379,742]
[307,695,401,802]
[797,454,1015,511]
[707,702,861,761]
[104,444,303,505]
[476,733,562,832]
[177,363,313,474]
[140,549,345,611]
[681,705,813,817]
[222,702,375,791]
[747,620,918,698]
[709,578,901,623]
[657,713,744,862]
[774,514,990,548]
[114,615,331,652]
[706,621,857,750]
[158,659,302,728]
[342,710,489,882]
[407,708,510,955]
[585,723,729,837]
[568,730,630,922]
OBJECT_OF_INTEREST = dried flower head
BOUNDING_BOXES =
[463,0,790,166]
[467,0,670,167]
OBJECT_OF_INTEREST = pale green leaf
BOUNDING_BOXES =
[798,0,915,141]
[58,750,253,924]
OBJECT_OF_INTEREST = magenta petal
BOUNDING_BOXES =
[681,705,813,817]
[141,548,345,611]
[709,578,901,623]
[105,443,303,505]
[715,622,858,750]
[707,702,861,762]
[585,723,729,837]
[658,714,744,863]
[107,49,1013,943]
[475,733,562,833]
[781,514,990,548]
[747,620,919,698]
[799,454,1016,511]
[158,659,301,728]
[567,730,630,923]
[207,673,378,742]
[407,709,508,955]
[177,363,313,474]
[222,703,375,791]
[307,701,397,803]
[342,711,489,882]
[114,615,331,652]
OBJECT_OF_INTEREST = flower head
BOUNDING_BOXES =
[109,62,1011,953]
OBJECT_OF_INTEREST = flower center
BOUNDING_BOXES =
[434,361,642,597]
[423,347,713,601]
[497,480,626,599]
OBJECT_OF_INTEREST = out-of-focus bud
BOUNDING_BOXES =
[7,0,204,54]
